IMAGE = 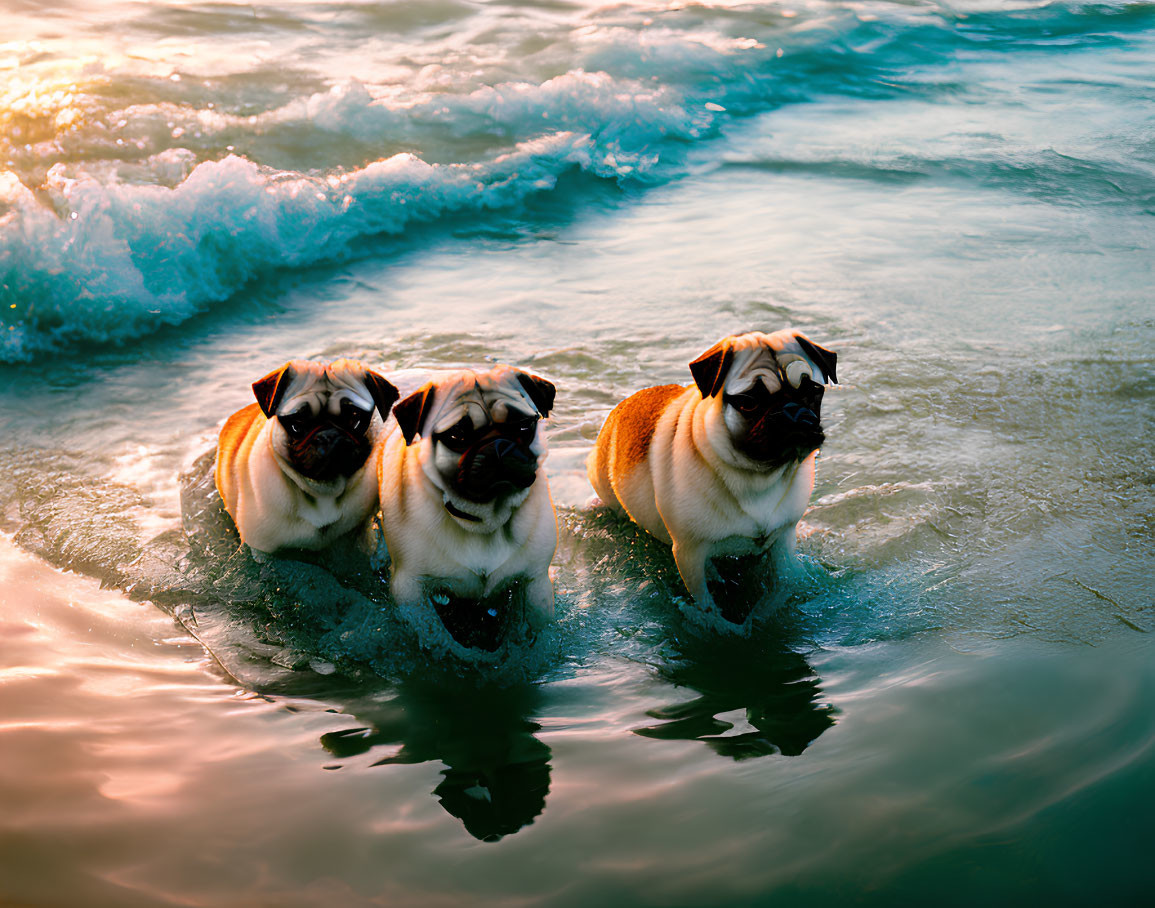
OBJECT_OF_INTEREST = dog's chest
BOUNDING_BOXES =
[730,468,811,538]
[711,488,800,558]
[440,531,523,594]
[296,494,345,531]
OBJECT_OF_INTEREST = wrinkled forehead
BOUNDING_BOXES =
[724,332,812,393]
[283,360,372,411]
[429,370,535,430]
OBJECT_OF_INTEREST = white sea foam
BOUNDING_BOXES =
[1,44,752,362]
[268,70,709,146]
[3,0,1149,360]
[0,0,840,360]
[0,128,666,361]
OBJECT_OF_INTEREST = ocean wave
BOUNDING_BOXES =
[1,131,657,361]
[2,26,755,363]
[2,1,1153,361]
[0,35,752,362]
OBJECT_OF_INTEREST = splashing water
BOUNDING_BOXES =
[1,1,1153,904]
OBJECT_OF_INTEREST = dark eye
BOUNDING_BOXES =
[279,410,311,438]
[726,394,760,415]
[339,399,371,433]
[437,417,474,452]
[513,418,538,440]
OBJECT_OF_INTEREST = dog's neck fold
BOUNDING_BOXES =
[438,486,531,534]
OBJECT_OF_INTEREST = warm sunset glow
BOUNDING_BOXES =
[1,2,1151,905]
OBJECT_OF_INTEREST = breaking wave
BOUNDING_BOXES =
[2,0,1153,361]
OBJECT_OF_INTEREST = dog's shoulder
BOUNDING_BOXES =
[218,402,264,456]
[215,403,267,517]
[605,383,688,473]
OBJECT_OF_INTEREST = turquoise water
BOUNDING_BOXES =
[1,1,1153,903]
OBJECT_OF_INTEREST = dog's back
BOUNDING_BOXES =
[588,383,686,524]
[215,402,265,519]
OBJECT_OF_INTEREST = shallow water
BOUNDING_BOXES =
[1,0,1153,904]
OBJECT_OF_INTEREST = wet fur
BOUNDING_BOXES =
[588,330,836,616]
[377,366,558,626]
[215,359,396,554]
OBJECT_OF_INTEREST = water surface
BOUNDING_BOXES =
[1,1,1152,904]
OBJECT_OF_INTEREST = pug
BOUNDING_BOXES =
[215,358,399,555]
[587,330,838,622]
[377,365,557,650]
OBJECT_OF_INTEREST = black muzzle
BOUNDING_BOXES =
[735,377,825,465]
[453,434,538,503]
[287,424,371,481]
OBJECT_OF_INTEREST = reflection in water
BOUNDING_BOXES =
[635,642,836,760]
[321,681,550,842]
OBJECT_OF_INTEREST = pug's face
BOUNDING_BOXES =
[393,366,555,522]
[690,330,838,469]
[253,358,399,483]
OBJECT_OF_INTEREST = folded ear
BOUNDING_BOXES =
[363,370,400,421]
[393,383,436,445]
[252,363,295,418]
[794,334,838,385]
[689,339,734,398]
[516,371,556,417]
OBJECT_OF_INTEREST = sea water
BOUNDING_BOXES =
[1,1,1152,904]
